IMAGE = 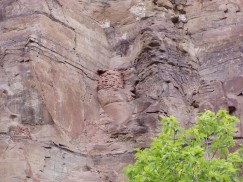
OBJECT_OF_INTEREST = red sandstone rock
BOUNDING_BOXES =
[0,0,243,181]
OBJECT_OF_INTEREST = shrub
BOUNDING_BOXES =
[124,110,243,182]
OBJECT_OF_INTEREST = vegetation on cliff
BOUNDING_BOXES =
[124,110,243,182]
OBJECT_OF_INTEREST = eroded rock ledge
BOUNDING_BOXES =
[0,0,243,181]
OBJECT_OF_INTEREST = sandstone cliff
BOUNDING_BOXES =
[0,0,243,181]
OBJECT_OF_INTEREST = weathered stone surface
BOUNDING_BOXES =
[0,0,243,181]
[185,0,243,136]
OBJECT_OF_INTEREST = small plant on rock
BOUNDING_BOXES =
[124,110,243,182]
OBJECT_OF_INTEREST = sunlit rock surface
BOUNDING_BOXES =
[0,0,243,181]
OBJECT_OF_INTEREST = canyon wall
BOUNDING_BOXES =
[0,0,243,181]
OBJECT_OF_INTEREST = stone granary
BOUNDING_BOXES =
[0,0,243,181]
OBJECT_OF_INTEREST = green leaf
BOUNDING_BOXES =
[124,110,243,182]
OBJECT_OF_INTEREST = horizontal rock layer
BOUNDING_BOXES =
[0,0,243,181]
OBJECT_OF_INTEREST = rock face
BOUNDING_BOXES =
[0,0,243,181]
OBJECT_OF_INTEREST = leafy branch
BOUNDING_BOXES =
[124,110,243,182]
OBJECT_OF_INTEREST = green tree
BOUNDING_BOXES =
[124,110,243,182]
